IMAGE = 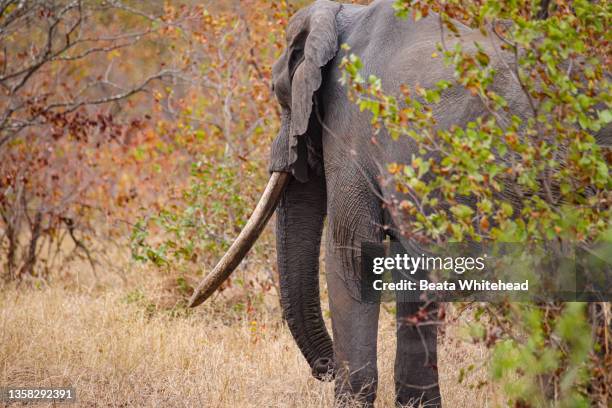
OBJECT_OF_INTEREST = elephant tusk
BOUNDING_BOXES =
[188,171,291,307]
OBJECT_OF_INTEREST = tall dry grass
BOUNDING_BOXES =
[0,265,499,407]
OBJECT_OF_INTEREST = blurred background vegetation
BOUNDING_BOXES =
[0,0,296,288]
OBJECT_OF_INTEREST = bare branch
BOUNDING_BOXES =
[45,69,178,113]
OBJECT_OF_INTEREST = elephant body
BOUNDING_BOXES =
[270,1,531,406]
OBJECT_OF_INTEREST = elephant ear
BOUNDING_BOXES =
[289,0,341,140]
[270,0,341,182]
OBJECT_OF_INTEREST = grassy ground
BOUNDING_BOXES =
[0,266,499,407]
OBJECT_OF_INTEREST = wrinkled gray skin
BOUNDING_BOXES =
[268,0,582,406]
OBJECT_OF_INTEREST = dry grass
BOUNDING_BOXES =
[0,267,499,407]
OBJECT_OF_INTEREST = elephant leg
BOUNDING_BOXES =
[327,271,380,406]
[325,178,383,407]
[395,300,441,407]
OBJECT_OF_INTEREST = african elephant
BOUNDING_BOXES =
[189,0,542,406]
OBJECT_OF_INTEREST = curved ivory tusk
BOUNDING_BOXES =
[188,172,291,307]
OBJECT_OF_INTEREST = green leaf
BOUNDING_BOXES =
[451,204,474,219]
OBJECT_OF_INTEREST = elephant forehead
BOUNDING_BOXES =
[271,53,287,84]
[271,53,284,76]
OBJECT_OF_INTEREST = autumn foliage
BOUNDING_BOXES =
[0,0,294,283]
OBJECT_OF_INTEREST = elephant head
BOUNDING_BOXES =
[189,0,342,380]
[268,0,341,181]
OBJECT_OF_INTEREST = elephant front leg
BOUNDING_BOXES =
[327,266,380,406]
[395,300,441,407]
[325,185,384,407]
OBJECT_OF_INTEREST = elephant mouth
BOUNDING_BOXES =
[188,171,290,308]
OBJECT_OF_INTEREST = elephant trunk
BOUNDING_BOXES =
[188,172,290,308]
[187,169,335,380]
[276,172,335,381]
